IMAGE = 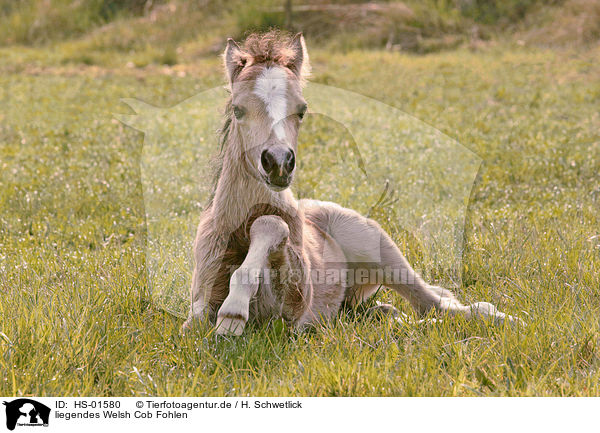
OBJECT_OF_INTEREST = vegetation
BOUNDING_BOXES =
[2,0,599,55]
[0,1,599,396]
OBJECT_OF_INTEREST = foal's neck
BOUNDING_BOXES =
[212,149,299,233]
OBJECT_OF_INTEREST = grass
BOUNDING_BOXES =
[6,0,596,58]
[0,37,599,395]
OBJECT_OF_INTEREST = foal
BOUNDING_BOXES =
[182,32,518,335]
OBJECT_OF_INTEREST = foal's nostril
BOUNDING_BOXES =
[285,151,295,172]
[261,148,295,185]
[261,149,275,173]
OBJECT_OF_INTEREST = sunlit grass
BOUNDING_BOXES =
[0,43,599,396]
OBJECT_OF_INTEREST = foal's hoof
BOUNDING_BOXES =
[366,302,403,318]
[180,318,195,335]
[216,315,246,336]
[468,302,527,327]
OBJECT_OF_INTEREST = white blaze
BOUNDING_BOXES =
[253,66,288,141]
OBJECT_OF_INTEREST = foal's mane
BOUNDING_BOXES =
[208,30,304,203]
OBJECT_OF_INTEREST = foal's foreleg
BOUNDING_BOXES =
[216,215,290,336]
[182,217,226,332]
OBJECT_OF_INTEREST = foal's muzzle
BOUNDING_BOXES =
[261,146,295,190]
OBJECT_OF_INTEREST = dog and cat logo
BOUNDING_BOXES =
[2,399,50,431]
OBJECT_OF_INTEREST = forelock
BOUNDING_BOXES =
[241,31,299,73]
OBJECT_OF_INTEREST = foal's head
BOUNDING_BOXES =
[223,31,310,191]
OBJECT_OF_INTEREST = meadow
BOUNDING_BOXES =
[1,1,599,396]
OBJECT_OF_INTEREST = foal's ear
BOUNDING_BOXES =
[289,33,311,79]
[224,38,246,83]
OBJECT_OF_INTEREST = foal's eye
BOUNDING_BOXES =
[297,103,308,121]
[233,105,245,120]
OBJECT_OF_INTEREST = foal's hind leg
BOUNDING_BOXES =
[318,203,521,324]
[216,215,290,336]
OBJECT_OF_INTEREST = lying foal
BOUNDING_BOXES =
[182,31,520,335]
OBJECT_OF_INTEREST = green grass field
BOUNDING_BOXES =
[1,32,599,395]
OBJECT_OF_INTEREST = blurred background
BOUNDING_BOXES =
[1,0,598,66]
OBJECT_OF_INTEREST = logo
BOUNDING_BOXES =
[3,399,50,431]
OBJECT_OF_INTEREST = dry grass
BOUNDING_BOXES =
[519,0,600,46]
